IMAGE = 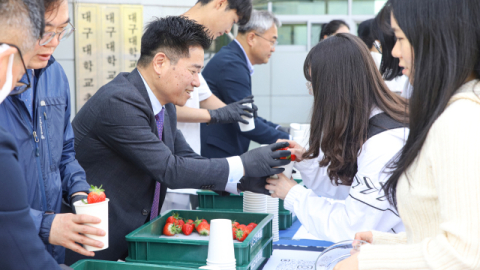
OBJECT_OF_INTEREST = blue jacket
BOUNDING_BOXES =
[0,57,90,263]
[0,127,61,270]
[201,41,289,158]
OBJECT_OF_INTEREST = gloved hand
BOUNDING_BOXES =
[208,95,257,124]
[240,141,291,177]
[237,176,270,195]
[252,103,258,118]
[276,126,290,134]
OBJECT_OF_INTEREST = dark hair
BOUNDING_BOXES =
[304,33,408,186]
[138,16,212,67]
[384,0,480,207]
[197,0,252,25]
[0,0,45,51]
[44,0,62,13]
[319,19,349,41]
[371,4,403,81]
[357,19,375,49]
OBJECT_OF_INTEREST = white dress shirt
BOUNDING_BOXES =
[138,71,243,194]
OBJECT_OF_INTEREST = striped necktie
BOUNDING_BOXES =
[150,107,165,220]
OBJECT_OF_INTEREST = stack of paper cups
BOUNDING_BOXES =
[206,219,236,270]
[73,199,109,251]
[238,103,255,132]
[267,197,280,242]
[243,191,268,213]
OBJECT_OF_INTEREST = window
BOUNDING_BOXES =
[277,24,308,46]
[352,0,387,15]
[253,0,348,15]
[311,23,322,47]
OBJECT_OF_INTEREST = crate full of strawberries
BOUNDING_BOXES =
[125,210,273,269]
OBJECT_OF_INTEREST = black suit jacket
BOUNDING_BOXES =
[66,69,229,264]
[200,41,289,158]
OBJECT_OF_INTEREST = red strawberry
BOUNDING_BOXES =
[235,229,249,242]
[175,219,185,227]
[245,224,254,233]
[248,222,257,229]
[166,213,180,224]
[163,222,178,236]
[182,223,194,235]
[237,224,246,231]
[186,219,194,225]
[232,227,237,240]
[87,185,106,204]
[279,147,296,161]
[197,221,210,236]
[194,218,207,229]
[232,221,239,228]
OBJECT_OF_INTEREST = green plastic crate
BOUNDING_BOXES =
[126,210,273,269]
[197,191,298,229]
[70,260,192,270]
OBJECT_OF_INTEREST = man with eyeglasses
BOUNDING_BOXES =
[200,10,289,159]
[0,0,104,264]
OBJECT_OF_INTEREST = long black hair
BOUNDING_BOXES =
[319,20,349,41]
[304,33,408,186]
[371,4,403,81]
[384,0,480,207]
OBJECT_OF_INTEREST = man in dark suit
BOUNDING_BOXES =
[201,10,289,158]
[66,16,290,264]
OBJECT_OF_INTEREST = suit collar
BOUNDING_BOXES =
[233,39,254,76]
[138,71,163,115]
[127,68,153,112]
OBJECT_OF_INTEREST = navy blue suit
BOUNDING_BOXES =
[201,41,289,158]
[0,127,61,270]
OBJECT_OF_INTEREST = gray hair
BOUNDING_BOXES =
[238,10,281,35]
[0,0,45,52]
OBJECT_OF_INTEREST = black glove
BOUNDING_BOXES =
[277,126,290,134]
[240,141,291,177]
[208,95,256,124]
[252,103,258,118]
[237,176,270,195]
[70,195,88,214]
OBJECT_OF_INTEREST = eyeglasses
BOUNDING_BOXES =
[254,33,278,47]
[0,43,31,96]
[39,22,75,46]
[306,81,313,95]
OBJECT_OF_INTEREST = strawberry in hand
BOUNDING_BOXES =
[279,147,296,161]
[86,185,106,204]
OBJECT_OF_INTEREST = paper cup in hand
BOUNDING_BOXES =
[73,198,109,251]
[238,103,255,132]
[279,161,294,179]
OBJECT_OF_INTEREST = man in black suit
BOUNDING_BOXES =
[66,16,290,264]
[201,10,290,159]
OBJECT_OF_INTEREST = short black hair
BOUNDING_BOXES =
[357,19,375,49]
[197,0,252,25]
[319,20,349,41]
[44,0,62,13]
[138,16,212,67]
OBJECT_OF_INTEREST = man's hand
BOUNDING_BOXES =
[49,213,106,257]
[240,142,291,177]
[208,95,257,124]
[354,231,374,244]
[265,173,298,200]
[277,139,306,162]
[237,176,270,195]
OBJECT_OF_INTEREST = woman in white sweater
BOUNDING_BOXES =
[265,33,409,242]
[333,0,480,269]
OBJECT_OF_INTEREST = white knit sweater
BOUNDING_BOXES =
[358,80,480,269]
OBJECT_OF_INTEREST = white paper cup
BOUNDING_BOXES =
[238,103,255,132]
[207,219,235,263]
[73,198,109,251]
[278,161,294,179]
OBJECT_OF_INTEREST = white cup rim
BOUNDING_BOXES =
[73,198,109,208]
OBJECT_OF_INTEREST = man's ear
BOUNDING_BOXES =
[0,47,17,63]
[152,52,169,76]
[215,0,228,10]
[246,32,256,47]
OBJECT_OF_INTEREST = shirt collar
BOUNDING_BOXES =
[138,70,163,115]
[234,39,254,76]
